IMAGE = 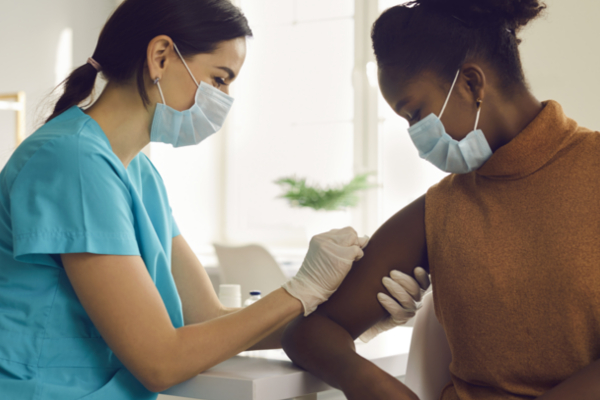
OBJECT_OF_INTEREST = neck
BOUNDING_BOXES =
[484,89,544,152]
[84,81,155,168]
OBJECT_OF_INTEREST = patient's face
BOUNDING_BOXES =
[378,67,478,141]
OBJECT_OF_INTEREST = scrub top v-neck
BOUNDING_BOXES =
[0,106,184,400]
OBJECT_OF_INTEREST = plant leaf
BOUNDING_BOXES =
[274,173,376,211]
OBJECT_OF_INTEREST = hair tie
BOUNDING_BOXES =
[87,57,102,72]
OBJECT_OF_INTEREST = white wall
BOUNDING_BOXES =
[0,0,115,163]
[520,0,600,131]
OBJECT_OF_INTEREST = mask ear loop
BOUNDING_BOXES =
[439,69,461,119]
[173,43,200,87]
[474,99,483,130]
[154,78,167,105]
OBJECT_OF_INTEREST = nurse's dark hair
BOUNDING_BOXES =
[46,0,252,123]
[372,0,546,92]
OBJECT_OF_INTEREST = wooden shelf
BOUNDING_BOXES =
[0,92,26,145]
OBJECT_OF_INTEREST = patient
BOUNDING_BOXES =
[282,1,600,399]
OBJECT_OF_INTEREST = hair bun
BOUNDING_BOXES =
[413,0,546,31]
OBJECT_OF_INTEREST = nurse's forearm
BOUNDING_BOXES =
[171,235,226,325]
[217,306,287,350]
[156,288,301,392]
[536,359,600,399]
[62,252,302,394]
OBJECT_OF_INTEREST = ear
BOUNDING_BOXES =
[147,35,174,82]
[459,63,487,106]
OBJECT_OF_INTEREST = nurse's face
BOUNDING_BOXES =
[378,66,481,141]
[150,37,247,112]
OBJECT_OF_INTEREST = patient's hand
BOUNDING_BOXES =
[360,267,430,342]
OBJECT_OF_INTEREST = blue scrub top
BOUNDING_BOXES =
[0,106,184,400]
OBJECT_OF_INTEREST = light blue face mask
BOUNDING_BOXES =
[407,70,492,174]
[150,43,234,148]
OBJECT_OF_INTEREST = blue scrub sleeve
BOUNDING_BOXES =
[171,211,181,238]
[10,135,140,264]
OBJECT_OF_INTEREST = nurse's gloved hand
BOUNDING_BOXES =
[283,227,369,316]
[359,267,431,343]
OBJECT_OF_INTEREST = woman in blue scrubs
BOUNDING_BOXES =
[0,0,428,399]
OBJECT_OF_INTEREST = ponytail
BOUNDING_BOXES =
[46,62,99,123]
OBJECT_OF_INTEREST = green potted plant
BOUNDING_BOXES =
[274,173,374,239]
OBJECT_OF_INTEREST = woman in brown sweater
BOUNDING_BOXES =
[282,1,600,399]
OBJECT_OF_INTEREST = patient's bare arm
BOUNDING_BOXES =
[282,195,428,400]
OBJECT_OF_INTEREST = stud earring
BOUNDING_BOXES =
[153,77,160,85]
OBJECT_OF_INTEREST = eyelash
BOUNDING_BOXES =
[410,111,420,123]
[214,77,227,87]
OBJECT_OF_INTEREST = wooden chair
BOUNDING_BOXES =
[213,243,289,303]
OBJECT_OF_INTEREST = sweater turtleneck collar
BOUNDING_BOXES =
[476,101,579,180]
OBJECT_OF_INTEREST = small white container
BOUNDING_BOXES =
[219,284,241,308]
[243,291,262,307]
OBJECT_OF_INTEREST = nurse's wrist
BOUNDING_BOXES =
[276,287,304,315]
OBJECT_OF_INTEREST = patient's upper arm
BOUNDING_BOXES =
[314,195,428,339]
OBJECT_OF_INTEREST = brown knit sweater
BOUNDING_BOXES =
[425,101,600,400]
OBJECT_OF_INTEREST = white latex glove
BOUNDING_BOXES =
[359,267,431,343]
[283,227,370,316]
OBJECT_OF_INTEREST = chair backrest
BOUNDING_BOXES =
[213,243,289,302]
[404,291,453,400]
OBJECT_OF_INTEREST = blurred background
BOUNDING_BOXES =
[1,0,599,290]
[1,1,599,399]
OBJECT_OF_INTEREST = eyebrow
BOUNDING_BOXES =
[217,66,236,80]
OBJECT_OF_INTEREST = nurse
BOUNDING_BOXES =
[0,0,429,399]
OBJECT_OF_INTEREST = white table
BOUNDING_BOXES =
[162,327,413,400]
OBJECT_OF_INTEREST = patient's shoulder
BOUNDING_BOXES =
[313,194,428,337]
